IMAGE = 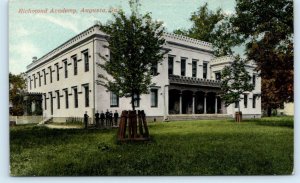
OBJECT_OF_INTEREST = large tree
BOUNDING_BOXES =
[9,73,26,115]
[231,0,293,115]
[97,1,166,110]
[220,57,254,113]
[175,0,293,115]
[173,3,242,56]
[174,3,224,42]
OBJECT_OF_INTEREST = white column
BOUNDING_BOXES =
[204,93,207,114]
[192,93,195,114]
[179,92,182,114]
[31,100,36,114]
[163,85,169,121]
[215,96,218,114]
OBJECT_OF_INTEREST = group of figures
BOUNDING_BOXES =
[84,110,119,129]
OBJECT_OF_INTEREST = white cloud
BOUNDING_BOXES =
[36,15,80,33]
[15,26,31,37]
[9,41,40,74]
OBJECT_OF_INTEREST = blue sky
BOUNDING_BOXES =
[9,0,236,74]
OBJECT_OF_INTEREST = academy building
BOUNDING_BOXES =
[25,24,261,122]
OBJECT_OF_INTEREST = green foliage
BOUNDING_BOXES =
[9,73,26,116]
[231,0,293,110]
[174,3,224,42]
[174,0,294,110]
[210,16,243,56]
[10,118,293,175]
[97,1,166,110]
[220,57,254,110]
[173,3,242,56]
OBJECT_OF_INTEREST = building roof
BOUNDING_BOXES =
[26,24,214,73]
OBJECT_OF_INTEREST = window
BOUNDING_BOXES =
[84,85,89,107]
[73,87,78,108]
[235,101,239,108]
[203,62,208,79]
[151,89,158,107]
[56,90,60,109]
[48,66,52,83]
[252,74,256,87]
[168,56,174,75]
[84,51,89,72]
[37,72,41,87]
[64,60,68,78]
[110,92,119,107]
[64,89,69,109]
[244,94,248,108]
[181,58,186,76]
[33,74,36,88]
[192,60,197,77]
[43,69,46,85]
[215,72,221,81]
[151,61,158,76]
[49,92,53,115]
[134,93,140,107]
[55,63,59,81]
[43,93,47,110]
[73,56,78,75]
[252,95,256,108]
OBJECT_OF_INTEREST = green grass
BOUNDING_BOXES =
[10,117,294,176]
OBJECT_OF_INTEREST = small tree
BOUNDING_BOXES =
[220,57,254,116]
[97,0,166,111]
[9,73,27,116]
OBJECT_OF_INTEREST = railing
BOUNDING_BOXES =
[164,32,213,48]
[169,75,221,87]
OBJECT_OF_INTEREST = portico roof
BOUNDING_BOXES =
[169,75,221,88]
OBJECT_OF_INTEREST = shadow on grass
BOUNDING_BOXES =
[10,125,117,148]
[242,116,294,128]
[10,119,294,176]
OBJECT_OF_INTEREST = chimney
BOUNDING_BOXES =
[32,56,37,62]
[94,20,101,26]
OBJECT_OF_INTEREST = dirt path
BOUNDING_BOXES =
[44,124,82,129]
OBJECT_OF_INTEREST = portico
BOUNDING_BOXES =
[168,75,225,115]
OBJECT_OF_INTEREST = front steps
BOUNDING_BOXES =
[167,114,231,121]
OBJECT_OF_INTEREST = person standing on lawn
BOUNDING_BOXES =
[100,110,105,128]
[84,111,89,129]
[95,111,100,128]
[114,110,119,126]
[109,111,113,127]
[105,109,110,127]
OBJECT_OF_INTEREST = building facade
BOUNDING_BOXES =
[26,25,261,122]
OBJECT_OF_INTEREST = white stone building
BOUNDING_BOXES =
[26,24,261,122]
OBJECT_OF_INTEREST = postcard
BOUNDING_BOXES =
[9,0,294,176]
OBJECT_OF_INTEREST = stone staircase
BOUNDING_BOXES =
[167,114,231,121]
[37,117,53,125]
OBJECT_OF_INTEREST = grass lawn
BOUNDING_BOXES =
[10,116,294,176]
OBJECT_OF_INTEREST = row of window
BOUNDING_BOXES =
[44,84,90,114]
[110,89,158,108]
[235,94,258,109]
[28,50,89,90]
[214,71,256,84]
[167,56,209,79]
[167,56,258,86]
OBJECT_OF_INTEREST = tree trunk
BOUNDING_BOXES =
[267,107,272,117]
[131,93,135,111]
